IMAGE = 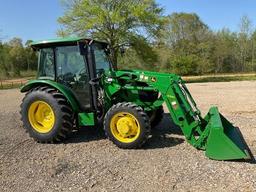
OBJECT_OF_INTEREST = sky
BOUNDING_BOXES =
[0,0,256,42]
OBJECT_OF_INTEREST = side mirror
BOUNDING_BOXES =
[78,41,88,55]
[104,47,111,55]
[120,46,125,56]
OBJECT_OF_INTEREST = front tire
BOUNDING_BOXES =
[20,86,74,143]
[148,106,164,127]
[104,102,151,149]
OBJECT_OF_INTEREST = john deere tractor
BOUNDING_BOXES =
[20,37,254,161]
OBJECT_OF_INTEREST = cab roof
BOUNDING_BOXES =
[30,37,107,48]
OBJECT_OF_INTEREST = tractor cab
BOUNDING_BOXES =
[31,37,111,110]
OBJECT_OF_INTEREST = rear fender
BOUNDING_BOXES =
[20,79,80,112]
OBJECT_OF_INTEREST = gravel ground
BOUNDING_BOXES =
[0,81,256,192]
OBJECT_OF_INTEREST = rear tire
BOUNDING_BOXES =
[104,102,151,149]
[20,86,74,143]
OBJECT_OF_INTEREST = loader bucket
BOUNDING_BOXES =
[204,107,254,161]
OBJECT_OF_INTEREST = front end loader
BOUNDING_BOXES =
[20,37,254,161]
[104,70,254,160]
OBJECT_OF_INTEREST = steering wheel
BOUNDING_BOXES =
[96,68,105,75]
[75,67,87,81]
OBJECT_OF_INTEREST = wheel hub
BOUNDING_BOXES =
[116,117,135,137]
[110,112,140,143]
[28,101,55,133]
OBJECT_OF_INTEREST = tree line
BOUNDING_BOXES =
[153,14,256,75]
[1,0,256,78]
[143,14,256,75]
[0,38,37,78]
[58,0,256,75]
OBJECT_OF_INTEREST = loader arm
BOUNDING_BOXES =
[141,73,210,149]
[107,70,254,161]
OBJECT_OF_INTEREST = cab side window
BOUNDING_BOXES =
[38,48,54,79]
[56,46,88,87]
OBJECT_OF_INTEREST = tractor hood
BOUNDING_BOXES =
[111,69,181,83]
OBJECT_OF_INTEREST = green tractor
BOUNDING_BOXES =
[20,37,254,161]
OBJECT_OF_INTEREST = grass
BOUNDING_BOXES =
[20,70,37,78]
[0,70,36,90]
[183,73,256,83]
[0,70,36,80]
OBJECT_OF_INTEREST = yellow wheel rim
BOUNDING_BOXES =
[28,101,55,134]
[110,112,140,143]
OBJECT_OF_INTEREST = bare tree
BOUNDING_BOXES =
[238,15,253,72]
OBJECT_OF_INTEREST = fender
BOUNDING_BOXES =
[21,79,80,112]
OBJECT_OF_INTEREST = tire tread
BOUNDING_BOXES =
[20,86,74,143]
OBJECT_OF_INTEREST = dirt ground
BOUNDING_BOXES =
[0,81,256,192]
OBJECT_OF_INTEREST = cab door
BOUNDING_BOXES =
[55,45,91,110]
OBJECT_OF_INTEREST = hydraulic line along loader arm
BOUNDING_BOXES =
[125,71,254,161]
